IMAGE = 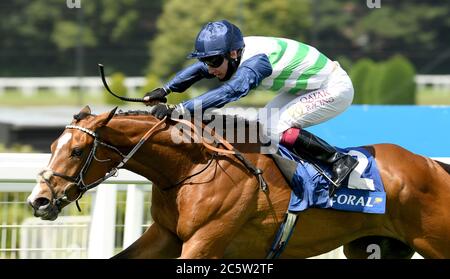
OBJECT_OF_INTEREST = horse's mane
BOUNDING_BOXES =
[73,111,94,121]
[112,109,267,150]
[114,109,260,128]
[115,109,153,116]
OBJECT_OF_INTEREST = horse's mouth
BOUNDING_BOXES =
[29,200,60,221]
[38,210,59,221]
[34,207,59,221]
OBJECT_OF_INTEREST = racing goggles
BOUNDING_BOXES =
[200,55,225,68]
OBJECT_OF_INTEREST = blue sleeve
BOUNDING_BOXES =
[164,62,214,93]
[181,54,273,113]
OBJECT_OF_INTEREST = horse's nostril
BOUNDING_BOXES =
[33,197,50,209]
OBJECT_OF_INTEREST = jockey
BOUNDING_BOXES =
[144,19,358,188]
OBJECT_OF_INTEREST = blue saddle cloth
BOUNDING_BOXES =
[278,145,386,214]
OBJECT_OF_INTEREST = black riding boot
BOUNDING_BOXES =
[291,130,359,188]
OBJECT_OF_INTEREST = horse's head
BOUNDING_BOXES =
[27,105,118,220]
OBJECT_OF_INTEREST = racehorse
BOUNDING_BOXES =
[27,105,450,259]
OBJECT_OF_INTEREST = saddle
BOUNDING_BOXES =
[272,149,339,196]
[199,113,385,212]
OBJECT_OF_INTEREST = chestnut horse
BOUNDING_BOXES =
[27,106,450,259]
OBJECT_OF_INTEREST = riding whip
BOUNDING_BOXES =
[98,63,146,103]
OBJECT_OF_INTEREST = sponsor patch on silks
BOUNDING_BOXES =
[278,145,386,214]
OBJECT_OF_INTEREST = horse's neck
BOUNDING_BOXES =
[197,114,267,153]
[106,116,209,188]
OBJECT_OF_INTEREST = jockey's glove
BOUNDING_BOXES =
[143,87,170,105]
[150,103,177,119]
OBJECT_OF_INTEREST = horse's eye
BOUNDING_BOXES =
[71,148,83,157]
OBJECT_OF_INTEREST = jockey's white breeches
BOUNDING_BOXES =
[259,62,354,141]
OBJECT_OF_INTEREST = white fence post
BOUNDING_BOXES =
[87,184,117,259]
[122,184,144,249]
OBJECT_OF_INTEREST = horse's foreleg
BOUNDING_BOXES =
[112,222,182,259]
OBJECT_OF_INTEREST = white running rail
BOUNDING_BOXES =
[2,153,448,259]
[0,75,449,97]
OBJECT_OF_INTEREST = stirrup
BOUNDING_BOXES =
[329,156,359,196]
[332,157,359,186]
[329,176,347,197]
[296,159,342,197]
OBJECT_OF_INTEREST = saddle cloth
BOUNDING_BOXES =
[274,145,386,214]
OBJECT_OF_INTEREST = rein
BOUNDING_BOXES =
[41,115,268,212]
[171,119,268,192]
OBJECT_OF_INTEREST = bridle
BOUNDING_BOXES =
[38,116,268,212]
[38,117,167,211]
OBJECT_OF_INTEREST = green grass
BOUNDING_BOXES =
[0,88,449,107]
[0,89,106,106]
[0,88,277,107]
[415,88,450,105]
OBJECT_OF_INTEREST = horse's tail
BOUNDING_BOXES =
[435,160,450,175]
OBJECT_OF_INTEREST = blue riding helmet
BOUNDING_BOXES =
[187,20,245,59]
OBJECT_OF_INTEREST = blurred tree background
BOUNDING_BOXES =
[0,0,163,76]
[149,0,311,79]
[0,0,449,104]
[1,0,449,77]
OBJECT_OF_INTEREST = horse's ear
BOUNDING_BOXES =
[80,105,91,115]
[95,106,118,128]
[73,105,92,121]
[105,106,118,125]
